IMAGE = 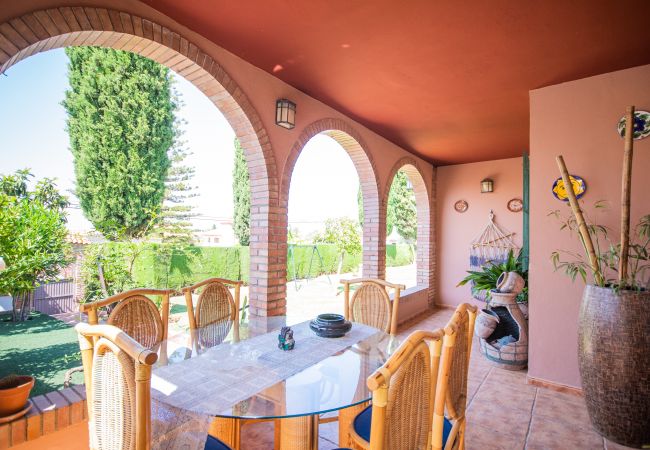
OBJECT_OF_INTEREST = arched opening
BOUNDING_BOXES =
[280,119,382,320]
[0,7,279,316]
[384,159,432,300]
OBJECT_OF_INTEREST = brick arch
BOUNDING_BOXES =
[281,118,384,280]
[0,7,282,315]
[384,157,434,305]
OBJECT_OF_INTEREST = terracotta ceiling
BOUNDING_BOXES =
[140,0,650,165]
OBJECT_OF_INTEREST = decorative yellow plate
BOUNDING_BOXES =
[552,175,586,201]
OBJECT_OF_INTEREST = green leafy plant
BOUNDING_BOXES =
[0,170,71,321]
[457,250,528,303]
[80,244,138,303]
[549,202,650,290]
[314,218,362,274]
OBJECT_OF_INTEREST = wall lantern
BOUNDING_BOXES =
[275,99,296,129]
[481,178,494,193]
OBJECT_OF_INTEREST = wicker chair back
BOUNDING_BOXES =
[350,282,392,333]
[195,282,236,328]
[107,295,164,348]
[90,338,137,450]
[384,340,432,449]
[444,307,471,420]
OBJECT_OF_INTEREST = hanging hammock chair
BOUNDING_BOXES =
[469,210,519,301]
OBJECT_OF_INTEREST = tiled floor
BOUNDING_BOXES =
[239,308,635,450]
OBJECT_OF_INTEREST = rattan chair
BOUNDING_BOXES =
[181,278,242,347]
[76,322,231,450]
[341,279,405,336]
[339,303,477,450]
[80,288,175,348]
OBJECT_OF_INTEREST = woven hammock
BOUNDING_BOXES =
[470,211,519,301]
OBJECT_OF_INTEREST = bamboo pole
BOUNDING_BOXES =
[555,156,604,286]
[618,106,635,286]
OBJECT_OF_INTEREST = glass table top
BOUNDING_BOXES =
[152,316,399,420]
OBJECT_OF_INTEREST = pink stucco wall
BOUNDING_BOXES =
[529,64,650,389]
[436,157,523,308]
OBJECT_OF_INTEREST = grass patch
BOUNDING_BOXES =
[0,312,83,397]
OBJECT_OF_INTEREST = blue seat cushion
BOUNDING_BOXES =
[204,434,231,450]
[352,404,453,445]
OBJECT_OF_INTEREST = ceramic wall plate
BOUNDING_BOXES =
[617,110,650,140]
[552,175,586,201]
[507,198,523,212]
[454,200,468,213]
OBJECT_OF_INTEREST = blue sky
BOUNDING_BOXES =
[0,49,360,235]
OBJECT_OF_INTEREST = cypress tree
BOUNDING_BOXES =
[232,138,250,246]
[387,170,417,242]
[63,47,174,240]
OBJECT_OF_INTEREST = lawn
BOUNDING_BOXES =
[0,312,83,397]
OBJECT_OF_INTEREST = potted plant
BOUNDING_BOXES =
[458,250,530,370]
[0,375,34,420]
[457,249,528,314]
[552,107,649,448]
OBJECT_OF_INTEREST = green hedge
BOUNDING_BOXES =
[287,245,362,280]
[84,242,414,290]
[131,244,246,288]
[386,243,415,267]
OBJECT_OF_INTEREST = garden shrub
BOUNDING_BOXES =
[81,242,412,293]
[386,243,415,267]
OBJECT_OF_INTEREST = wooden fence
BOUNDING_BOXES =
[33,279,77,315]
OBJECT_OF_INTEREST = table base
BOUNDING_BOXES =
[278,414,319,450]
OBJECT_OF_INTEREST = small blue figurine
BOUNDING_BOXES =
[278,326,295,351]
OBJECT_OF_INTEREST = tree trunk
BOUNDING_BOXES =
[12,290,33,322]
[11,295,18,322]
[337,252,345,275]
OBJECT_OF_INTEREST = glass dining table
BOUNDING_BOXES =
[150,316,399,450]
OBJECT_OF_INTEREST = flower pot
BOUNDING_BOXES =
[496,271,525,295]
[475,309,499,338]
[309,313,352,338]
[0,375,34,417]
[579,285,650,448]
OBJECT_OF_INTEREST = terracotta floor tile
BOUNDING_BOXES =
[485,366,529,384]
[465,422,526,450]
[467,404,531,442]
[525,415,604,450]
[470,382,536,414]
[533,389,592,426]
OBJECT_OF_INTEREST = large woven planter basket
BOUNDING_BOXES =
[579,285,650,448]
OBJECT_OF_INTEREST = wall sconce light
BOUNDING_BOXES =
[275,99,296,129]
[481,178,494,193]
